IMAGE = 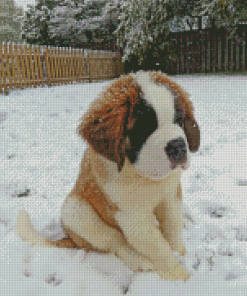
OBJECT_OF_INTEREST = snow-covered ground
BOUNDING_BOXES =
[0,74,246,295]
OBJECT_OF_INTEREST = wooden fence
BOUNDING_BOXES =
[168,25,247,74]
[0,43,123,94]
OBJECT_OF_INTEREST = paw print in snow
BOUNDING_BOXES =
[235,228,247,242]
[45,273,63,286]
[236,179,247,186]
[225,272,239,281]
[205,203,236,220]
[207,206,225,218]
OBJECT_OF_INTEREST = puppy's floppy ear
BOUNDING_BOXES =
[77,75,139,171]
[149,71,200,153]
[181,99,200,153]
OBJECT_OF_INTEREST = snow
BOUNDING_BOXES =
[0,74,247,295]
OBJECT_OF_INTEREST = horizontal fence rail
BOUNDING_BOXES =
[168,25,247,74]
[0,43,123,94]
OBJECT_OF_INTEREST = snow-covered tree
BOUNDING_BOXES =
[98,0,119,50]
[22,0,59,45]
[193,0,246,36]
[167,0,203,32]
[22,0,118,49]
[49,0,102,48]
[0,0,23,43]
[48,0,118,49]
[48,0,86,47]
[115,0,172,70]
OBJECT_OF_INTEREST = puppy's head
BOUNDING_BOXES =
[78,71,200,179]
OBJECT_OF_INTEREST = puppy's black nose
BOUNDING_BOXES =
[165,138,187,164]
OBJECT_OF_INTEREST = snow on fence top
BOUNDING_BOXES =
[0,42,123,94]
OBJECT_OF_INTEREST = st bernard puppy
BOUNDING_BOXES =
[17,71,200,281]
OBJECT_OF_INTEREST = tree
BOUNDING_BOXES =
[167,0,204,31]
[101,0,119,50]
[21,0,59,46]
[193,0,246,36]
[49,0,118,49]
[115,0,172,70]
[0,0,23,43]
[48,0,86,47]
[22,0,118,49]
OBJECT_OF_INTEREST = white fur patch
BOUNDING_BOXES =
[61,197,121,250]
[133,71,175,126]
[130,72,189,180]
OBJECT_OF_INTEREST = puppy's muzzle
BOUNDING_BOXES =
[165,137,187,169]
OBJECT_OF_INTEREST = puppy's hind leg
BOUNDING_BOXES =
[16,210,76,248]
[62,197,153,271]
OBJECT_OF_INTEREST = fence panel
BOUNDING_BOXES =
[0,42,123,94]
[169,25,247,75]
[88,51,119,82]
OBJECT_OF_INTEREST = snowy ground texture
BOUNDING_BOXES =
[0,74,247,296]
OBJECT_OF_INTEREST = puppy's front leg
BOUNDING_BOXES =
[154,188,186,256]
[116,209,189,281]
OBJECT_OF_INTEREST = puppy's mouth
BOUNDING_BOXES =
[170,161,188,171]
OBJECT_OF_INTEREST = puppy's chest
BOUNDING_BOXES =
[103,164,181,210]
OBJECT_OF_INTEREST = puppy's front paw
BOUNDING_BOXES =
[179,246,187,256]
[116,245,153,272]
[169,240,187,256]
[164,264,190,282]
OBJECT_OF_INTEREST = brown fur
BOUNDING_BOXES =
[77,74,140,171]
[150,71,200,152]
[69,148,121,232]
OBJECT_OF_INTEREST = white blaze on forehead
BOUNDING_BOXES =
[132,72,175,125]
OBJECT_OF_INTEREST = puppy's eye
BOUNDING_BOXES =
[174,108,184,126]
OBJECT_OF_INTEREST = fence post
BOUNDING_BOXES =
[80,48,85,82]
[88,51,92,82]
[115,52,124,76]
[113,53,117,77]
[75,48,79,83]
[64,47,68,82]
[33,45,39,87]
[68,47,72,83]
[44,46,51,86]
[242,27,246,70]
[4,43,12,92]
[49,46,55,85]
[59,47,64,84]
[37,45,44,87]
[224,31,229,71]
[236,30,240,71]
[30,44,36,87]
[14,43,23,89]
[57,47,62,85]
[217,30,222,72]
[52,47,58,85]
[0,43,3,94]
[24,44,31,87]
[19,44,26,89]
[9,42,17,90]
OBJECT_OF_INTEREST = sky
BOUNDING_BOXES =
[16,0,35,10]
